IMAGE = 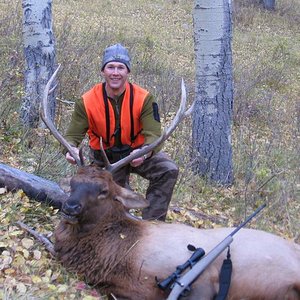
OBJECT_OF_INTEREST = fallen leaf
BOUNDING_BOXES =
[16,282,27,294]
[32,275,42,283]
[21,238,34,249]
[12,254,26,267]
[0,187,7,194]
[0,242,7,248]
[33,250,42,260]
[22,249,30,259]
[4,268,16,275]
[44,269,52,278]
[0,255,13,270]
[1,250,11,256]
[9,230,24,236]
[47,284,57,291]
[57,284,68,293]
[75,281,87,290]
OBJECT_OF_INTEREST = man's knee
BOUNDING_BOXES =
[162,161,179,182]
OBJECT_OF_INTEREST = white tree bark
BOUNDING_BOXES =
[192,0,233,185]
[262,0,275,10]
[21,0,56,127]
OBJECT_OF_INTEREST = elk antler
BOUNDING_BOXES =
[101,79,194,174]
[41,64,84,166]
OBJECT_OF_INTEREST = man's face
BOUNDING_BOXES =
[101,62,129,95]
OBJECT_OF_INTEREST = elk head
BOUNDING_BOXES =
[41,65,194,226]
[60,166,149,227]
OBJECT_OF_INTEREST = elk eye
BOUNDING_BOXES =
[98,190,108,197]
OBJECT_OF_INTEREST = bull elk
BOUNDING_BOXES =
[41,66,300,299]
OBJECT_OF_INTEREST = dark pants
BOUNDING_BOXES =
[90,150,179,221]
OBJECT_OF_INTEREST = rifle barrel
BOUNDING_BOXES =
[230,203,266,237]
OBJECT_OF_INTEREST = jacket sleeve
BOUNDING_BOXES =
[140,93,163,154]
[62,98,89,154]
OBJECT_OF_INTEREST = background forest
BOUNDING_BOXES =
[0,0,299,298]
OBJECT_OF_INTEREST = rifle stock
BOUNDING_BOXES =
[166,204,266,300]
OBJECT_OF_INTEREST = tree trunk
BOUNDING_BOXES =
[262,0,275,10]
[20,0,56,128]
[0,163,65,209]
[192,0,233,185]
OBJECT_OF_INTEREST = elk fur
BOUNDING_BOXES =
[54,166,300,300]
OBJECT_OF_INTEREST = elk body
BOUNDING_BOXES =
[54,166,300,300]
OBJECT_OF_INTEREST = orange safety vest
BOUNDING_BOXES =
[82,82,148,150]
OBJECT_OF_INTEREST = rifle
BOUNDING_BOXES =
[165,203,266,300]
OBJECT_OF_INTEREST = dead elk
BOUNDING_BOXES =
[54,165,300,300]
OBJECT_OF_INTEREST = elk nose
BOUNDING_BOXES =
[63,200,82,215]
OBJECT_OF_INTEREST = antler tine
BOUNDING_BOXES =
[107,79,194,174]
[99,137,112,168]
[41,64,84,167]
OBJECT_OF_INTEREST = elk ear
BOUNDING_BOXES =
[115,186,149,209]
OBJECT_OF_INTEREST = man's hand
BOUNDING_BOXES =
[130,148,152,167]
[66,147,80,165]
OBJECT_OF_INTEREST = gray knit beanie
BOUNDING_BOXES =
[101,43,131,72]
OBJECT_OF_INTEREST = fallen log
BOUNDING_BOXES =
[0,162,66,209]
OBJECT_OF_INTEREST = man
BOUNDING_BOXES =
[64,43,178,221]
